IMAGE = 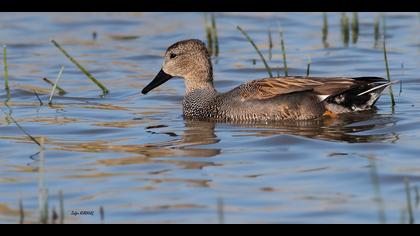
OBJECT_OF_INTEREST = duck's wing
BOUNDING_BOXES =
[236,77,322,101]
[235,76,387,102]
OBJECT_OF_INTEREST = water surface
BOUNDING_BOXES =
[1,12,420,223]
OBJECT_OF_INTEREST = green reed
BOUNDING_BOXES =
[404,178,415,224]
[217,197,225,224]
[43,78,67,95]
[204,13,219,57]
[48,66,65,105]
[237,25,273,77]
[19,198,24,224]
[341,13,350,47]
[2,111,41,146]
[51,40,109,95]
[100,206,105,224]
[211,13,219,57]
[3,45,10,98]
[382,14,387,40]
[280,31,288,77]
[322,13,329,47]
[374,15,380,47]
[400,207,407,224]
[306,55,311,77]
[383,39,396,107]
[268,29,273,60]
[38,137,49,224]
[204,13,213,56]
[351,12,359,44]
[59,190,64,224]
[369,157,386,224]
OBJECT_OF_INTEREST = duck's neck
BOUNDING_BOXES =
[185,79,215,94]
[184,62,216,94]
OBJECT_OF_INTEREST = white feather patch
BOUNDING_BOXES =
[317,95,330,101]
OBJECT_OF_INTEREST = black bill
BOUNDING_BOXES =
[141,69,173,94]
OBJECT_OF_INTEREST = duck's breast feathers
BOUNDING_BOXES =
[232,76,387,101]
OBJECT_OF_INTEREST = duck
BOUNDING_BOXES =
[142,39,394,122]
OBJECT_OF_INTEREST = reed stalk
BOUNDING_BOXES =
[383,39,396,107]
[280,31,288,76]
[51,40,109,94]
[48,66,65,105]
[3,45,10,98]
[237,25,273,77]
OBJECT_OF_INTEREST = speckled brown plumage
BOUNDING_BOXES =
[142,39,393,122]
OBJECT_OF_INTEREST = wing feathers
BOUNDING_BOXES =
[236,76,386,101]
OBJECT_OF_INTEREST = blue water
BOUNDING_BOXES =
[0,12,420,223]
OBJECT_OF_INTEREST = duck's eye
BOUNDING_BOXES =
[169,53,177,59]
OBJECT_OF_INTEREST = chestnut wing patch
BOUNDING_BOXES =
[238,77,359,101]
[238,77,323,101]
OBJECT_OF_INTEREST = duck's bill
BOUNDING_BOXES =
[141,69,173,94]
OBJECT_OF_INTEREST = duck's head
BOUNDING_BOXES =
[142,39,213,95]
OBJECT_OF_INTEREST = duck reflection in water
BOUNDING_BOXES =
[183,109,398,144]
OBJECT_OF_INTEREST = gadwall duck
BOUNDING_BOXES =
[142,39,394,122]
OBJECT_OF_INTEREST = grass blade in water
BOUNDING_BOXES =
[237,26,273,78]
[217,197,225,224]
[306,55,311,77]
[211,13,219,57]
[59,190,64,224]
[43,78,67,95]
[0,108,41,146]
[3,45,10,98]
[38,137,48,224]
[322,13,329,47]
[280,31,288,77]
[48,66,65,105]
[341,13,350,47]
[383,39,396,107]
[405,178,415,224]
[51,40,109,94]
[374,15,380,47]
[268,29,273,60]
[19,199,24,224]
[351,12,359,44]
[369,158,386,224]
[204,13,213,56]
